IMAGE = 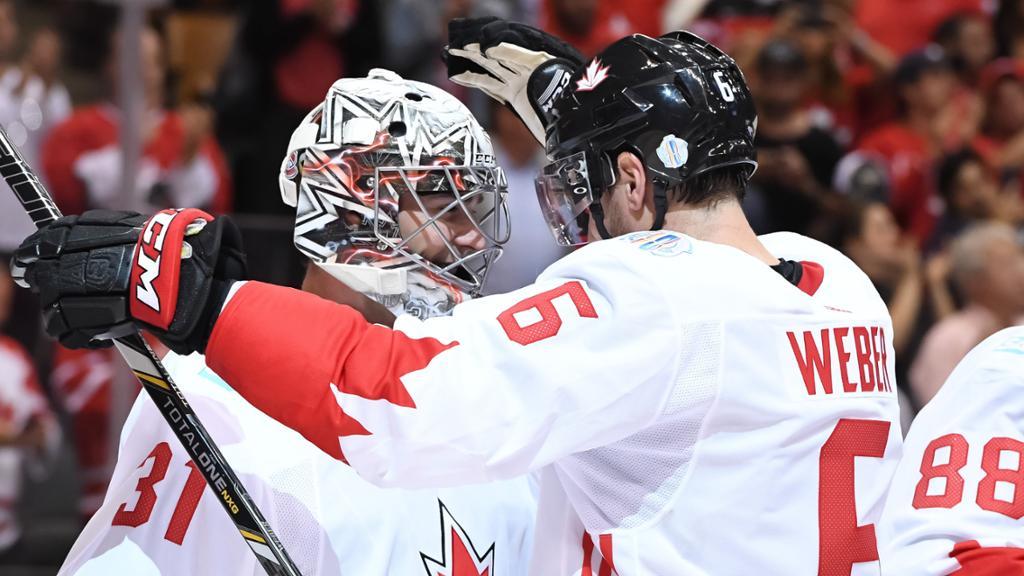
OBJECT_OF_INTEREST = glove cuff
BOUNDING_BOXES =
[529,59,577,123]
[130,208,215,330]
[130,210,247,355]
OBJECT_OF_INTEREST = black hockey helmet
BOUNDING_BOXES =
[535,31,758,245]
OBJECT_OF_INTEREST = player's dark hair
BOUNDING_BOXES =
[664,165,750,206]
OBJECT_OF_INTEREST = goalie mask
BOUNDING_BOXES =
[280,69,510,297]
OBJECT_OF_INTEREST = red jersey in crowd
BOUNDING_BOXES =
[858,123,940,245]
[855,0,985,56]
[540,0,665,57]
[41,105,231,216]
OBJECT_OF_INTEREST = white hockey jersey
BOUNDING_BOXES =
[205,230,904,575]
[59,352,537,575]
[878,326,1024,576]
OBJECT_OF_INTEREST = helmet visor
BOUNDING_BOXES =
[535,151,594,246]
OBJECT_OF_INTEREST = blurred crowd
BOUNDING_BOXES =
[2,0,1024,570]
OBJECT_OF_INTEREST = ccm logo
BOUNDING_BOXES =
[539,68,572,115]
[135,210,178,312]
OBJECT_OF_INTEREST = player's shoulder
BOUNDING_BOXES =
[550,230,702,272]
[538,230,884,319]
[157,351,209,397]
[121,352,240,435]
[118,352,263,453]
[161,352,239,399]
[538,231,697,298]
[951,326,1024,387]
[759,231,860,273]
[760,231,885,311]
[117,352,202,449]
[905,327,1024,444]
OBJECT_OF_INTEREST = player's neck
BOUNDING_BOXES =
[662,200,780,266]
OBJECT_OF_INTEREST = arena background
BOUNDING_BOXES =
[1,0,1023,573]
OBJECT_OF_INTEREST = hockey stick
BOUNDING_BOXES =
[0,128,302,576]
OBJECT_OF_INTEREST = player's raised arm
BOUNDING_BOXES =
[444,17,585,144]
[205,238,680,486]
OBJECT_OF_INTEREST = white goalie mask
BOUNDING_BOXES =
[279,69,510,297]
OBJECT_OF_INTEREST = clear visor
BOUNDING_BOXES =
[535,151,594,246]
[374,164,510,292]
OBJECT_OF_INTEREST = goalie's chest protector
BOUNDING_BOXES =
[530,231,903,576]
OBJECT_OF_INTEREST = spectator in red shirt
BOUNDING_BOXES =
[934,11,996,86]
[541,0,616,57]
[42,25,231,217]
[215,0,381,215]
[974,59,1024,175]
[768,3,896,142]
[931,11,993,146]
[540,0,665,57]
[855,0,984,57]
[747,38,845,239]
[858,48,960,245]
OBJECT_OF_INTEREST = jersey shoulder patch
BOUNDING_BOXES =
[990,329,1024,357]
[618,230,693,257]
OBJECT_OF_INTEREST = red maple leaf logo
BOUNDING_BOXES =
[421,502,495,576]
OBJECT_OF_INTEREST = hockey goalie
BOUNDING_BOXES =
[53,69,537,576]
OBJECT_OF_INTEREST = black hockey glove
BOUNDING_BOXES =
[444,17,584,143]
[13,208,246,354]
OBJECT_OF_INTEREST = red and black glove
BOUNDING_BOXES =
[13,208,246,354]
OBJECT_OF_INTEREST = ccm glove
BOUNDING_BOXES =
[445,17,584,143]
[14,208,246,354]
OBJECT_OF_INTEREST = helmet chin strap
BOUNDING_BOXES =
[651,182,668,231]
[588,200,614,240]
[589,181,669,241]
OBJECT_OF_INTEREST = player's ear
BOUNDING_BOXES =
[615,151,647,212]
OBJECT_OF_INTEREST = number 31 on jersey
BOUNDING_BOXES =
[112,441,207,545]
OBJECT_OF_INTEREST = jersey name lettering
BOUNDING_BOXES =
[786,325,892,396]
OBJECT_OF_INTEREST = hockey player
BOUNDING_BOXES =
[877,326,1024,575]
[15,23,903,575]
[54,69,536,575]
